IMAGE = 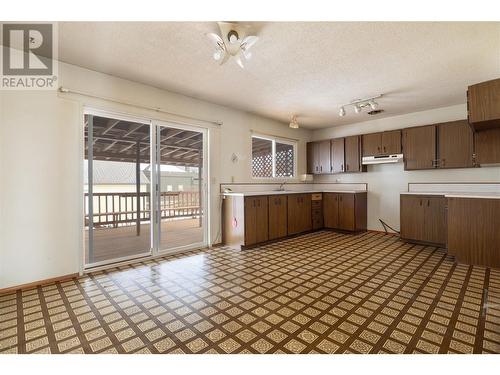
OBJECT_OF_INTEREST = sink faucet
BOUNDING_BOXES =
[278,182,286,191]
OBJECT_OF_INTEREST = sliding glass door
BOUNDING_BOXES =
[84,110,208,268]
[154,123,207,252]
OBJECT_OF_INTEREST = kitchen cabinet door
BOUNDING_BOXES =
[331,138,345,173]
[318,140,332,174]
[400,195,425,242]
[307,142,320,174]
[402,125,437,170]
[467,78,500,131]
[438,120,473,168]
[423,197,447,246]
[300,194,312,232]
[323,193,339,229]
[268,195,287,240]
[344,135,361,172]
[338,193,355,231]
[381,130,401,155]
[362,133,382,157]
[244,196,268,246]
[475,127,500,165]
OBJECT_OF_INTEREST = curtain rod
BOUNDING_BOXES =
[58,86,223,127]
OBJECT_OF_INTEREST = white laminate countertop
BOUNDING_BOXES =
[221,190,366,197]
[401,191,500,199]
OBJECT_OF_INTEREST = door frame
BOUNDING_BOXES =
[151,119,209,256]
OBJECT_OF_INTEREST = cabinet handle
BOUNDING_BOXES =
[383,146,386,153]
[419,199,422,206]
[441,159,446,167]
[320,166,322,172]
[340,195,342,202]
[341,164,344,172]
[377,146,380,152]
[427,200,430,207]
[346,164,349,171]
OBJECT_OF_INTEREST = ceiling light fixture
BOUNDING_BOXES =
[338,94,384,117]
[289,115,299,129]
[206,22,259,69]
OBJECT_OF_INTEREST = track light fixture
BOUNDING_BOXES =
[338,94,383,117]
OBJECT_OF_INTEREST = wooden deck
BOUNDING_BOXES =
[85,218,203,264]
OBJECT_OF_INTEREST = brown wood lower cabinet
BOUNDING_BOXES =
[400,194,446,246]
[287,193,312,235]
[244,196,269,246]
[323,192,367,232]
[447,197,500,268]
[268,195,287,240]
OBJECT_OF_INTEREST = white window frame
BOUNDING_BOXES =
[251,134,297,179]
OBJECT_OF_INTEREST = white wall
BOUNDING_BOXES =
[312,104,500,231]
[0,62,311,288]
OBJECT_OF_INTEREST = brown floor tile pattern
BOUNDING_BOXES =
[1,231,499,354]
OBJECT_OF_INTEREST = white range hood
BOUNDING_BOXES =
[362,154,403,165]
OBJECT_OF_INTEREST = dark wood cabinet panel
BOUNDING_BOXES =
[362,133,382,157]
[447,197,500,268]
[475,127,500,164]
[381,130,401,155]
[338,193,355,231]
[318,140,332,174]
[400,194,446,246]
[424,197,447,246]
[323,193,339,229]
[344,135,361,173]
[287,194,312,235]
[323,192,366,232]
[437,120,473,168]
[268,195,288,240]
[331,138,345,173]
[306,142,318,174]
[402,125,437,170]
[400,195,425,242]
[244,196,268,246]
[467,78,500,131]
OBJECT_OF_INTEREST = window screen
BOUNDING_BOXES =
[251,135,296,178]
[251,137,273,178]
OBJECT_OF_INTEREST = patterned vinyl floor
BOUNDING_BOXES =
[1,231,499,354]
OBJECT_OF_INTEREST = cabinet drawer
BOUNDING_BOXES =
[312,200,322,209]
[311,193,322,201]
[312,208,323,218]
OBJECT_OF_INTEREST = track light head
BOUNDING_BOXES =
[339,107,346,117]
[354,105,362,114]
[369,100,378,110]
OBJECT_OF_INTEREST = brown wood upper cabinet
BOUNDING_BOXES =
[437,120,474,168]
[287,194,312,235]
[467,78,500,131]
[323,192,367,232]
[244,196,269,246]
[331,138,345,173]
[307,141,331,174]
[400,194,446,247]
[402,125,437,170]
[475,127,500,165]
[344,135,363,173]
[268,195,287,241]
[362,130,401,156]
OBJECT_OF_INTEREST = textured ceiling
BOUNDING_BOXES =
[59,22,500,129]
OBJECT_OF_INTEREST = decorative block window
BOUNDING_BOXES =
[251,135,296,178]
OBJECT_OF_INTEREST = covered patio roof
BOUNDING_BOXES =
[84,115,203,167]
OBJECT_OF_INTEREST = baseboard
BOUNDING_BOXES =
[0,273,79,295]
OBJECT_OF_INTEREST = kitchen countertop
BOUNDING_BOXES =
[401,191,500,199]
[222,190,366,197]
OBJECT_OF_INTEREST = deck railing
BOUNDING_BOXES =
[84,191,200,228]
